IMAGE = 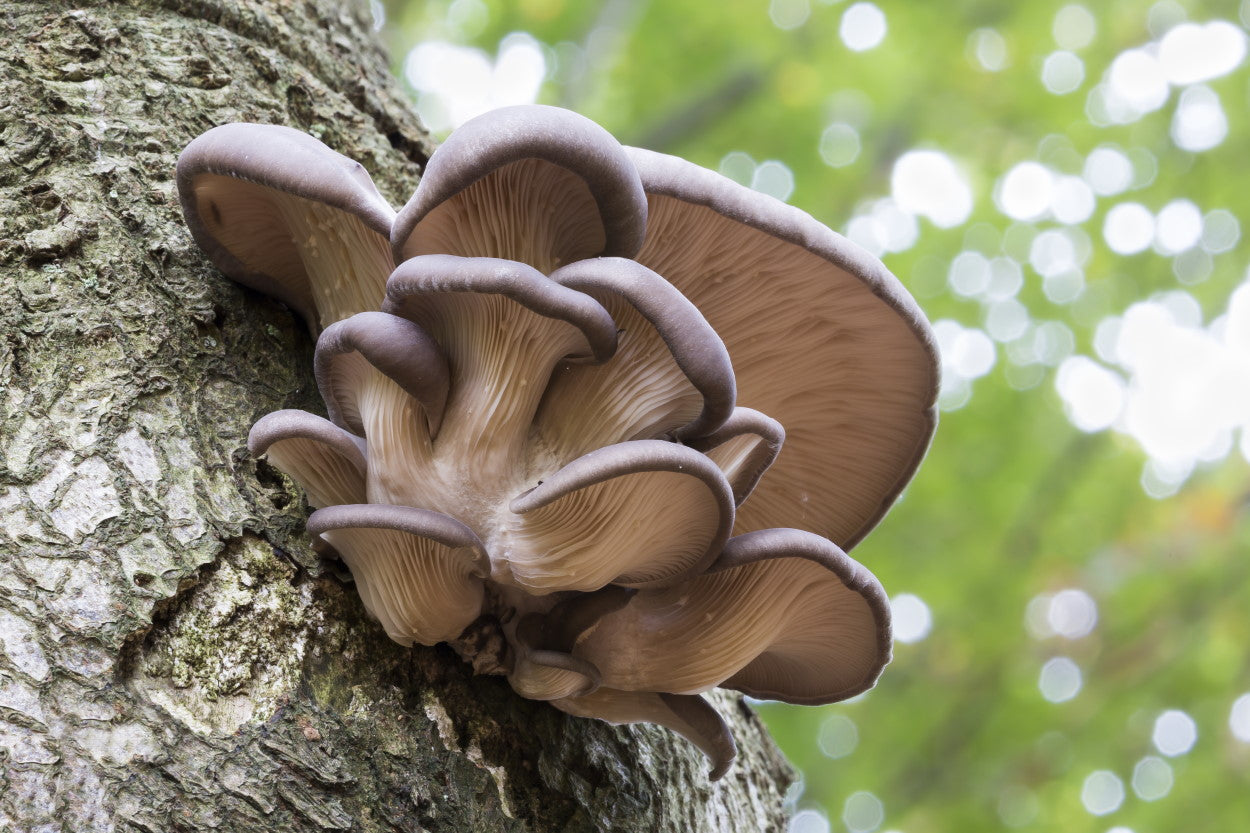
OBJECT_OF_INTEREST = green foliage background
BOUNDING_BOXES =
[382,1,1250,829]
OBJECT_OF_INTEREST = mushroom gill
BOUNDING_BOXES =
[179,104,939,781]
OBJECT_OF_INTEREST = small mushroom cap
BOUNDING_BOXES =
[553,689,737,781]
[536,256,736,454]
[626,146,939,549]
[385,255,618,364]
[248,409,368,507]
[391,106,648,270]
[177,123,396,328]
[503,439,736,592]
[569,527,891,705]
[383,255,620,485]
[307,504,489,646]
[315,311,451,437]
[687,407,785,506]
[508,613,604,701]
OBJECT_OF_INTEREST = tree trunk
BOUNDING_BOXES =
[0,2,794,830]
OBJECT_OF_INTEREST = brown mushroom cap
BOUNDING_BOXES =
[569,527,891,705]
[501,439,735,593]
[307,504,489,646]
[177,123,396,330]
[687,407,785,506]
[248,409,368,507]
[315,311,451,438]
[533,256,736,459]
[391,105,648,272]
[626,146,939,549]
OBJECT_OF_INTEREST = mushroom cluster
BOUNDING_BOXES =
[177,105,938,779]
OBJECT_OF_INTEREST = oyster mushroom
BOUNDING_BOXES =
[391,104,648,270]
[177,123,397,330]
[178,104,939,782]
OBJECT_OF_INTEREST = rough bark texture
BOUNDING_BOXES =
[0,2,795,831]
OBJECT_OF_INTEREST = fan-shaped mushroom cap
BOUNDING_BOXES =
[626,147,939,549]
[500,440,735,593]
[307,504,489,646]
[248,409,368,507]
[391,106,648,272]
[177,123,396,329]
[687,407,784,506]
[554,689,736,781]
[315,311,450,437]
[533,256,736,460]
[570,527,891,704]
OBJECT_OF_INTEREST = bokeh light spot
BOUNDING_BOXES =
[1131,756,1174,801]
[818,714,859,759]
[820,123,861,167]
[1080,770,1125,816]
[890,593,932,643]
[843,791,885,833]
[1152,709,1197,756]
[1042,51,1085,94]
[1039,657,1082,702]
[891,150,972,228]
[1053,5,1096,50]
[841,3,887,52]
[1230,693,1250,742]
[1103,203,1155,254]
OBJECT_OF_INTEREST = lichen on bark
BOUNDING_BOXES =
[0,1,794,830]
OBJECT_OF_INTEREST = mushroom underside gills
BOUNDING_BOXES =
[687,407,785,506]
[501,440,734,592]
[316,311,450,437]
[632,184,937,547]
[572,548,887,702]
[309,505,488,646]
[248,410,368,508]
[534,257,736,458]
[190,174,394,329]
[400,159,608,273]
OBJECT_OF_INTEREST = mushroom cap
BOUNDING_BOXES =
[315,311,450,437]
[385,254,618,365]
[625,146,939,549]
[248,409,368,507]
[569,527,891,705]
[687,407,785,506]
[177,123,396,328]
[508,612,604,701]
[307,504,489,646]
[553,689,736,781]
[391,105,648,269]
[544,256,736,445]
[708,528,892,704]
[505,439,736,592]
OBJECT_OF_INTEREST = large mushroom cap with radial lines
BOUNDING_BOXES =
[625,146,939,549]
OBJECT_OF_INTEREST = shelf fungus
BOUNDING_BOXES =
[178,105,939,780]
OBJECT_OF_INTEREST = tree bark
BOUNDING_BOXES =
[0,2,794,831]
